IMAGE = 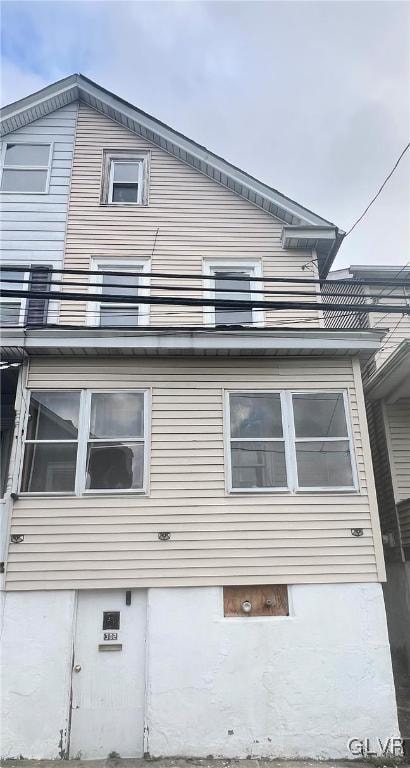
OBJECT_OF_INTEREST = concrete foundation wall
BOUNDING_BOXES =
[0,584,400,760]
[146,584,400,759]
[383,562,410,672]
[1,590,76,759]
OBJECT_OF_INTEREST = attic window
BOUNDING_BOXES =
[0,143,52,193]
[101,150,150,206]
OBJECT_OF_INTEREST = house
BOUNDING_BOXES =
[327,264,410,729]
[0,75,401,760]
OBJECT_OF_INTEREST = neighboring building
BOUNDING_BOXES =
[0,76,401,760]
[328,265,410,731]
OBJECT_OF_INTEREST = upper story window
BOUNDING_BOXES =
[0,142,52,193]
[88,259,150,327]
[226,390,357,492]
[203,259,264,327]
[20,389,149,495]
[101,150,150,205]
[0,265,51,326]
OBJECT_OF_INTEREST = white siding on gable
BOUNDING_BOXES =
[0,104,78,274]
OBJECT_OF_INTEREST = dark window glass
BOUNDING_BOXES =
[5,144,50,165]
[230,393,283,438]
[86,442,144,490]
[99,306,139,326]
[90,392,144,439]
[1,169,48,192]
[21,443,77,492]
[0,302,21,325]
[214,271,252,325]
[231,441,287,489]
[296,441,354,487]
[26,392,80,440]
[293,393,348,438]
[112,184,139,203]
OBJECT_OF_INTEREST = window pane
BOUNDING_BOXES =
[27,392,80,440]
[86,442,144,490]
[296,441,354,487]
[293,393,348,438]
[0,268,25,290]
[113,162,140,182]
[101,272,139,298]
[231,440,287,489]
[90,392,144,438]
[1,169,48,192]
[112,184,139,203]
[0,302,21,325]
[100,306,139,326]
[230,393,283,438]
[214,271,252,325]
[5,143,50,166]
[21,442,77,492]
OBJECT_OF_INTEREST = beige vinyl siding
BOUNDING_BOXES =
[60,103,320,328]
[6,355,382,590]
[385,399,410,503]
[367,287,410,369]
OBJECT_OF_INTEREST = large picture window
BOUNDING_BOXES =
[226,391,357,492]
[21,389,149,494]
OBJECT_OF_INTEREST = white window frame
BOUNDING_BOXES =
[0,140,53,194]
[101,150,150,206]
[203,258,264,327]
[19,388,150,496]
[225,389,358,494]
[88,258,151,327]
[0,265,30,325]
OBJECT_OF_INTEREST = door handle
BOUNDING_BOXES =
[74,664,82,672]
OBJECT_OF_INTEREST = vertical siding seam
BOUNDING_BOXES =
[58,102,80,326]
[352,357,386,581]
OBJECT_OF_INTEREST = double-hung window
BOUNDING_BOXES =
[21,390,149,494]
[101,150,149,205]
[0,142,52,193]
[204,260,263,327]
[0,266,29,325]
[0,265,52,326]
[226,391,357,492]
[89,259,150,327]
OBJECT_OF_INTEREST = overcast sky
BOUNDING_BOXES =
[1,0,409,270]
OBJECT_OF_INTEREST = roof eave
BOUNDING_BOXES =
[1,327,383,363]
[1,73,339,250]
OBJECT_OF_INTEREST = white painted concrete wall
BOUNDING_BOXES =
[383,562,410,671]
[0,584,400,760]
[1,590,75,759]
[146,584,400,759]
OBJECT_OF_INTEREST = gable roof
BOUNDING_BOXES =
[1,73,344,276]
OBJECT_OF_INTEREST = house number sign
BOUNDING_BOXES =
[104,632,118,641]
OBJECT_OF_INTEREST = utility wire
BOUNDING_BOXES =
[3,286,410,315]
[3,274,409,303]
[1,264,409,288]
[345,142,410,237]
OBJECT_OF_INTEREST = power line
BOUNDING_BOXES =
[1,264,409,288]
[345,142,410,237]
[2,286,410,315]
[3,274,410,303]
